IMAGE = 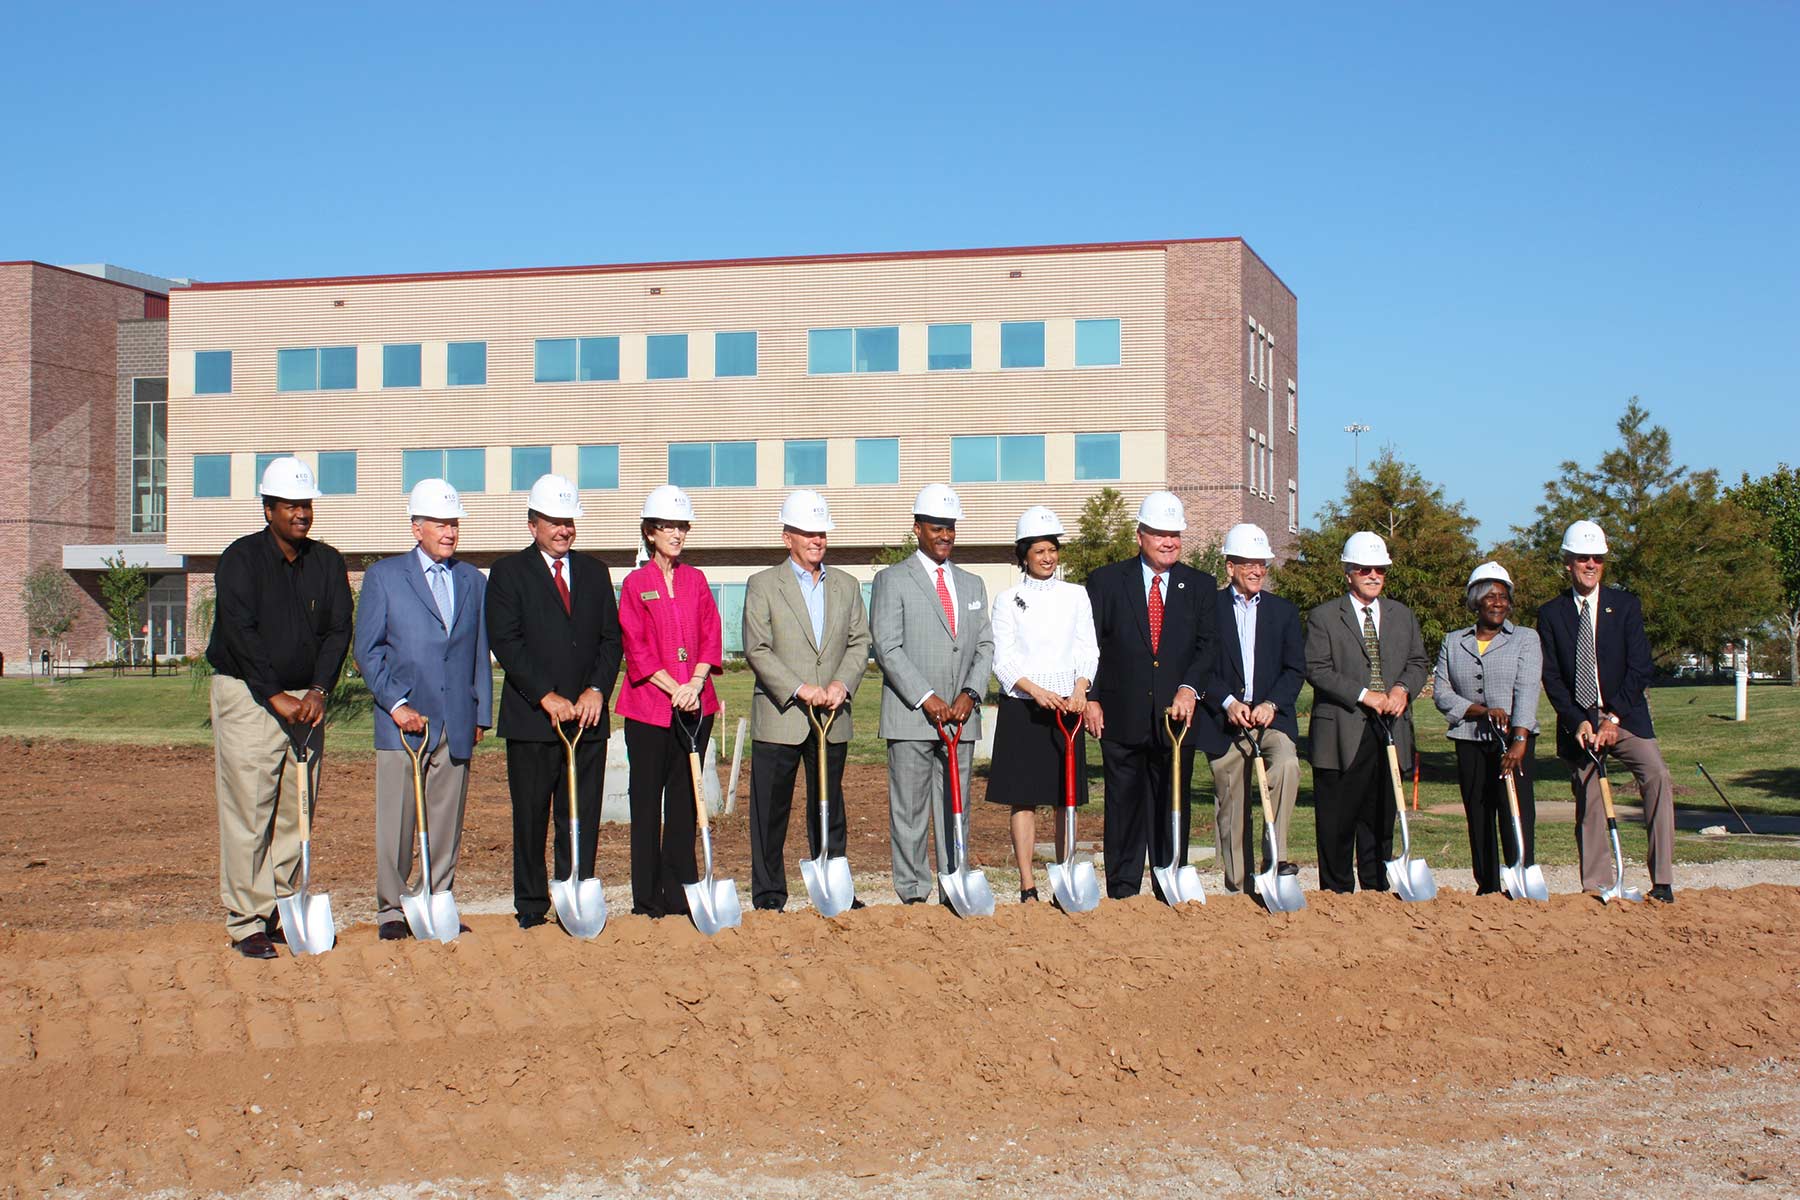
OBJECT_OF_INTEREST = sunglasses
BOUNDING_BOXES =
[1350,565,1387,576]
[1568,554,1605,564]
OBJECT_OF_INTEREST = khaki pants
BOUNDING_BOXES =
[1207,727,1300,893]
[375,740,469,923]
[1570,729,1675,890]
[211,675,321,941]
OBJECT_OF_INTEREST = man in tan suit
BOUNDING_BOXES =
[742,490,872,911]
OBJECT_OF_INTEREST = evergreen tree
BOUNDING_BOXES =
[1729,463,1800,683]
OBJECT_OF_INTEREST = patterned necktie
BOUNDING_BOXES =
[553,557,571,616]
[1362,605,1385,690]
[935,566,957,636]
[1575,597,1600,711]
[428,563,453,627]
[1148,574,1164,654]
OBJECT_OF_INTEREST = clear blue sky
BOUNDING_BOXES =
[7,2,1795,545]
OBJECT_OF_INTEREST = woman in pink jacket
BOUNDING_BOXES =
[615,485,723,917]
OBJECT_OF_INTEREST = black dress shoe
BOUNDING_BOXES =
[1277,862,1299,877]
[901,897,927,905]
[849,899,866,910]
[232,931,278,959]
[1649,884,1675,904]
[263,920,287,945]
[516,914,548,930]
[1019,888,1040,903]
[378,921,410,941]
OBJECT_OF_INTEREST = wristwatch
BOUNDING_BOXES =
[1603,712,1621,726]
[959,687,982,703]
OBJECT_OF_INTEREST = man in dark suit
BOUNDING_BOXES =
[1201,523,1305,895]
[484,474,624,929]
[1303,531,1431,894]
[1537,520,1674,902]
[1082,491,1218,899]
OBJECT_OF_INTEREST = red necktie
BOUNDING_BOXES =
[935,566,957,636]
[1148,574,1164,654]
[553,557,571,615]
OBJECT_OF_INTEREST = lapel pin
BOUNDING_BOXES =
[1177,581,1186,590]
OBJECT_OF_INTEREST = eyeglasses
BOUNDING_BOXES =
[1568,554,1604,564]
[1349,565,1387,576]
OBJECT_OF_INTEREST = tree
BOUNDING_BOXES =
[871,533,918,568]
[20,565,80,666]
[1729,463,1800,683]
[1184,537,1226,583]
[1061,487,1138,584]
[97,553,149,665]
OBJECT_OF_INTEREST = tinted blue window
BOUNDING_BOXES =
[444,447,485,493]
[668,443,711,488]
[276,348,315,392]
[383,343,422,387]
[646,334,688,380]
[714,441,756,487]
[784,440,826,486]
[446,342,486,386]
[999,435,1045,482]
[579,336,620,381]
[578,444,619,489]
[254,452,291,484]
[808,328,852,374]
[195,351,232,394]
[1075,319,1121,367]
[711,583,747,654]
[950,436,997,483]
[855,437,899,485]
[715,331,757,378]
[401,449,440,491]
[1074,432,1121,480]
[1001,321,1045,368]
[854,326,899,373]
[927,324,972,371]
[193,453,231,498]
[535,338,577,383]
[319,346,356,390]
[511,445,551,491]
[317,451,357,495]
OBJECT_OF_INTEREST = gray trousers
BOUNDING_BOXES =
[1207,727,1301,892]
[211,676,320,941]
[887,737,975,902]
[1569,729,1675,890]
[375,740,470,923]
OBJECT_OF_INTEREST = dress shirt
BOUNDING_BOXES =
[205,528,353,704]
[1349,593,1385,704]
[1573,586,1605,709]
[913,550,961,709]
[991,575,1099,699]
[1223,584,1261,708]
[789,556,827,645]
[417,545,454,627]
[540,549,572,598]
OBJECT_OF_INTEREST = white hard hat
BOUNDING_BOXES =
[779,489,835,532]
[258,456,322,501]
[1015,505,1065,541]
[1467,561,1513,590]
[1136,490,1187,533]
[526,474,583,519]
[913,483,964,522]
[408,478,467,520]
[1561,520,1609,556]
[1222,522,1273,560]
[641,483,695,522]
[1340,531,1392,566]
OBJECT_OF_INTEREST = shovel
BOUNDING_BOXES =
[1246,729,1305,913]
[678,709,742,935]
[1046,707,1101,914]
[1152,713,1206,906]
[275,729,336,955]
[935,718,995,917]
[549,721,607,939]
[1489,722,1548,902]
[1586,745,1643,904]
[1378,715,1437,901]
[398,721,460,942]
[798,705,856,917]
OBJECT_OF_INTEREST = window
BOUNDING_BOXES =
[317,451,357,495]
[1248,431,1259,495]
[536,336,620,383]
[578,444,619,490]
[1074,432,1121,480]
[535,338,576,383]
[808,328,851,374]
[511,445,551,491]
[855,326,899,372]
[446,342,486,387]
[668,441,755,488]
[403,448,485,493]
[1287,380,1297,432]
[254,452,292,485]
[1288,480,1299,533]
[130,378,167,533]
[193,453,230,498]
[194,351,232,395]
[855,437,899,485]
[1000,321,1045,369]
[646,334,688,380]
[1075,319,1121,367]
[784,439,826,486]
[808,326,898,374]
[715,331,757,378]
[927,323,972,371]
[951,435,1044,483]
[710,583,747,655]
[383,343,421,388]
[276,346,355,392]
[1248,320,1258,383]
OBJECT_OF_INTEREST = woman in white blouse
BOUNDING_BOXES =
[984,506,1100,903]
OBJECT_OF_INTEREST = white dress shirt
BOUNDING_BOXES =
[912,550,960,709]
[541,549,572,598]
[1349,593,1384,704]
[992,575,1099,699]
[1223,585,1260,708]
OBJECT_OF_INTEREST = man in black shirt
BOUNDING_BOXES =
[205,456,353,958]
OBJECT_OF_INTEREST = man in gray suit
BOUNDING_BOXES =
[1304,531,1430,894]
[742,490,872,911]
[871,484,995,904]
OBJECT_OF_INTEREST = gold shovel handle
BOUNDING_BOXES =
[399,721,430,832]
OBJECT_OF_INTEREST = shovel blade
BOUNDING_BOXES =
[1501,862,1550,903]
[1048,860,1102,914]
[550,876,608,939]
[1153,862,1207,906]
[684,877,743,936]
[800,854,856,917]
[402,890,461,943]
[1599,881,1645,904]
[276,891,336,955]
[1254,865,1307,913]
[1385,855,1438,902]
[938,868,996,918]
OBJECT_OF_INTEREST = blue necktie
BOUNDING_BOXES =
[429,563,453,627]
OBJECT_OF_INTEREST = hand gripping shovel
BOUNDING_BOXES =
[1378,716,1437,901]
[935,718,995,917]
[678,709,742,935]
[1586,744,1643,904]
[1045,708,1101,914]
[798,705,855,917]
[1246,729,1305,913]
[549,721,607,939]
[398,721,460,942]
[1490,722,1548,902]
[1153,713,1206,906]
[275,729,336,954]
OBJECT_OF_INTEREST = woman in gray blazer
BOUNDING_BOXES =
[1433,562,1542,894]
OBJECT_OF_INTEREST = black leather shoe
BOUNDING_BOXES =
[378,921,410,941]
[263,920,287,945]
[516,914,548,930]
[1019,888,1040,903]
[901,897,927,905]
[232,931,278,959]
[1278,862,1299,877]
[1649,884,1675,904]
[849,899,866,910]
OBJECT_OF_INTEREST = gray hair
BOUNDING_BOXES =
[1466,579,1511,613]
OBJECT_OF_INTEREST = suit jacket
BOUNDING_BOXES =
[1537,585,1655,759]
[1432,620,1542,742]
[1304,594,1429,770]
[870,556,994,742]
[1086,557,1219,753]
[354,551,492,758]
[484,545,623,743]
[1202,586,1304,745]
[742,560,871,746]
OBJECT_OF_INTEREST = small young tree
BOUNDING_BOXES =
[21,565,80,667]
[872,533,918,568]
[98,553,149,665]
[1061,487,1138,584]
[1730,463,1800,683]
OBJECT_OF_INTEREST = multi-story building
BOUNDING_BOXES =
[165,238,1298,650]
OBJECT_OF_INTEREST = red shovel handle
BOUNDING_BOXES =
[936,719,964,816]
[1054,708,1081,809]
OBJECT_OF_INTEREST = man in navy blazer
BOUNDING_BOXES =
[354,479,492,939]
[1537,520,1674,901]
[1083,491,1218,899]
[1201,524,1305,895]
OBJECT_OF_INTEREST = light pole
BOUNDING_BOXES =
[1344,423,1371,474]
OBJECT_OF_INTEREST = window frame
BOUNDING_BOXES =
[646,333,689,381]
[194,350,232,395]
[510,445,552,492]
[192,453,231,499]
[1073,431,1121,481]
[714,330,758,378]
[383,343,422,388]
[577,443,620,490]
[783,438,827,487]
[316,450,358,495]
[446,341,487,387]
[927,323,972,371]
[999,321,1046,369]
[854,437,900,486]
[1074,318,1122,367]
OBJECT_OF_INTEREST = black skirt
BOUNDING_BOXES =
[984,694,1089,809]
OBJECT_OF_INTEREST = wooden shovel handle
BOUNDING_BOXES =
[1384,743,1409,810]
[689,751,710,834]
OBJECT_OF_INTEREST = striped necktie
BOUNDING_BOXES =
[1575,597,1600,711]
[1362,605,1384,691]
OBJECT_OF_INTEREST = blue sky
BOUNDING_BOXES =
[6,2,1795,544]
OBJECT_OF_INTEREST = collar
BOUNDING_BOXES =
[915,549,952,575]
[1020,574,1058,593]
[788,556,825,586]
[1231,584,1261,606]
[261,526,310,564]
[1346,593,1380,613]
[415,545,454,573]
[1140,557,1172,585]
[541,549,569,572]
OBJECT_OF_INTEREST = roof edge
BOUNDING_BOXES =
[0,260,169,297]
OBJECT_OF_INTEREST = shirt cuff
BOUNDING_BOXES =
[390,696,410,714]
[1177,684,1198,698]
[914,688,936,710]
[1223,694,1241,710]
[1356,687,1368,703]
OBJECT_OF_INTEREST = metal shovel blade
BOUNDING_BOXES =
[1598,828,1644,904]
[550,872,607,939]
[1047,859,1102,914]
[1248,733,1304,913]
[401,886,461,943]
[800,852,856,917]
[1383,742,1436,902]
[939,863,996,918]
[684,876,743,935]
[277,884,336,956]
[1154,860,1207,907]
[1499,780,1548,902]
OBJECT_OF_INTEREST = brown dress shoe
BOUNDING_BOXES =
[232,931,279,960]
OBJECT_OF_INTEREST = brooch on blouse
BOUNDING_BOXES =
[676,648,689,662]
[1014,595,1028,610]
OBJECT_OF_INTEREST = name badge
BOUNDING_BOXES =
[640,590,660,601]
